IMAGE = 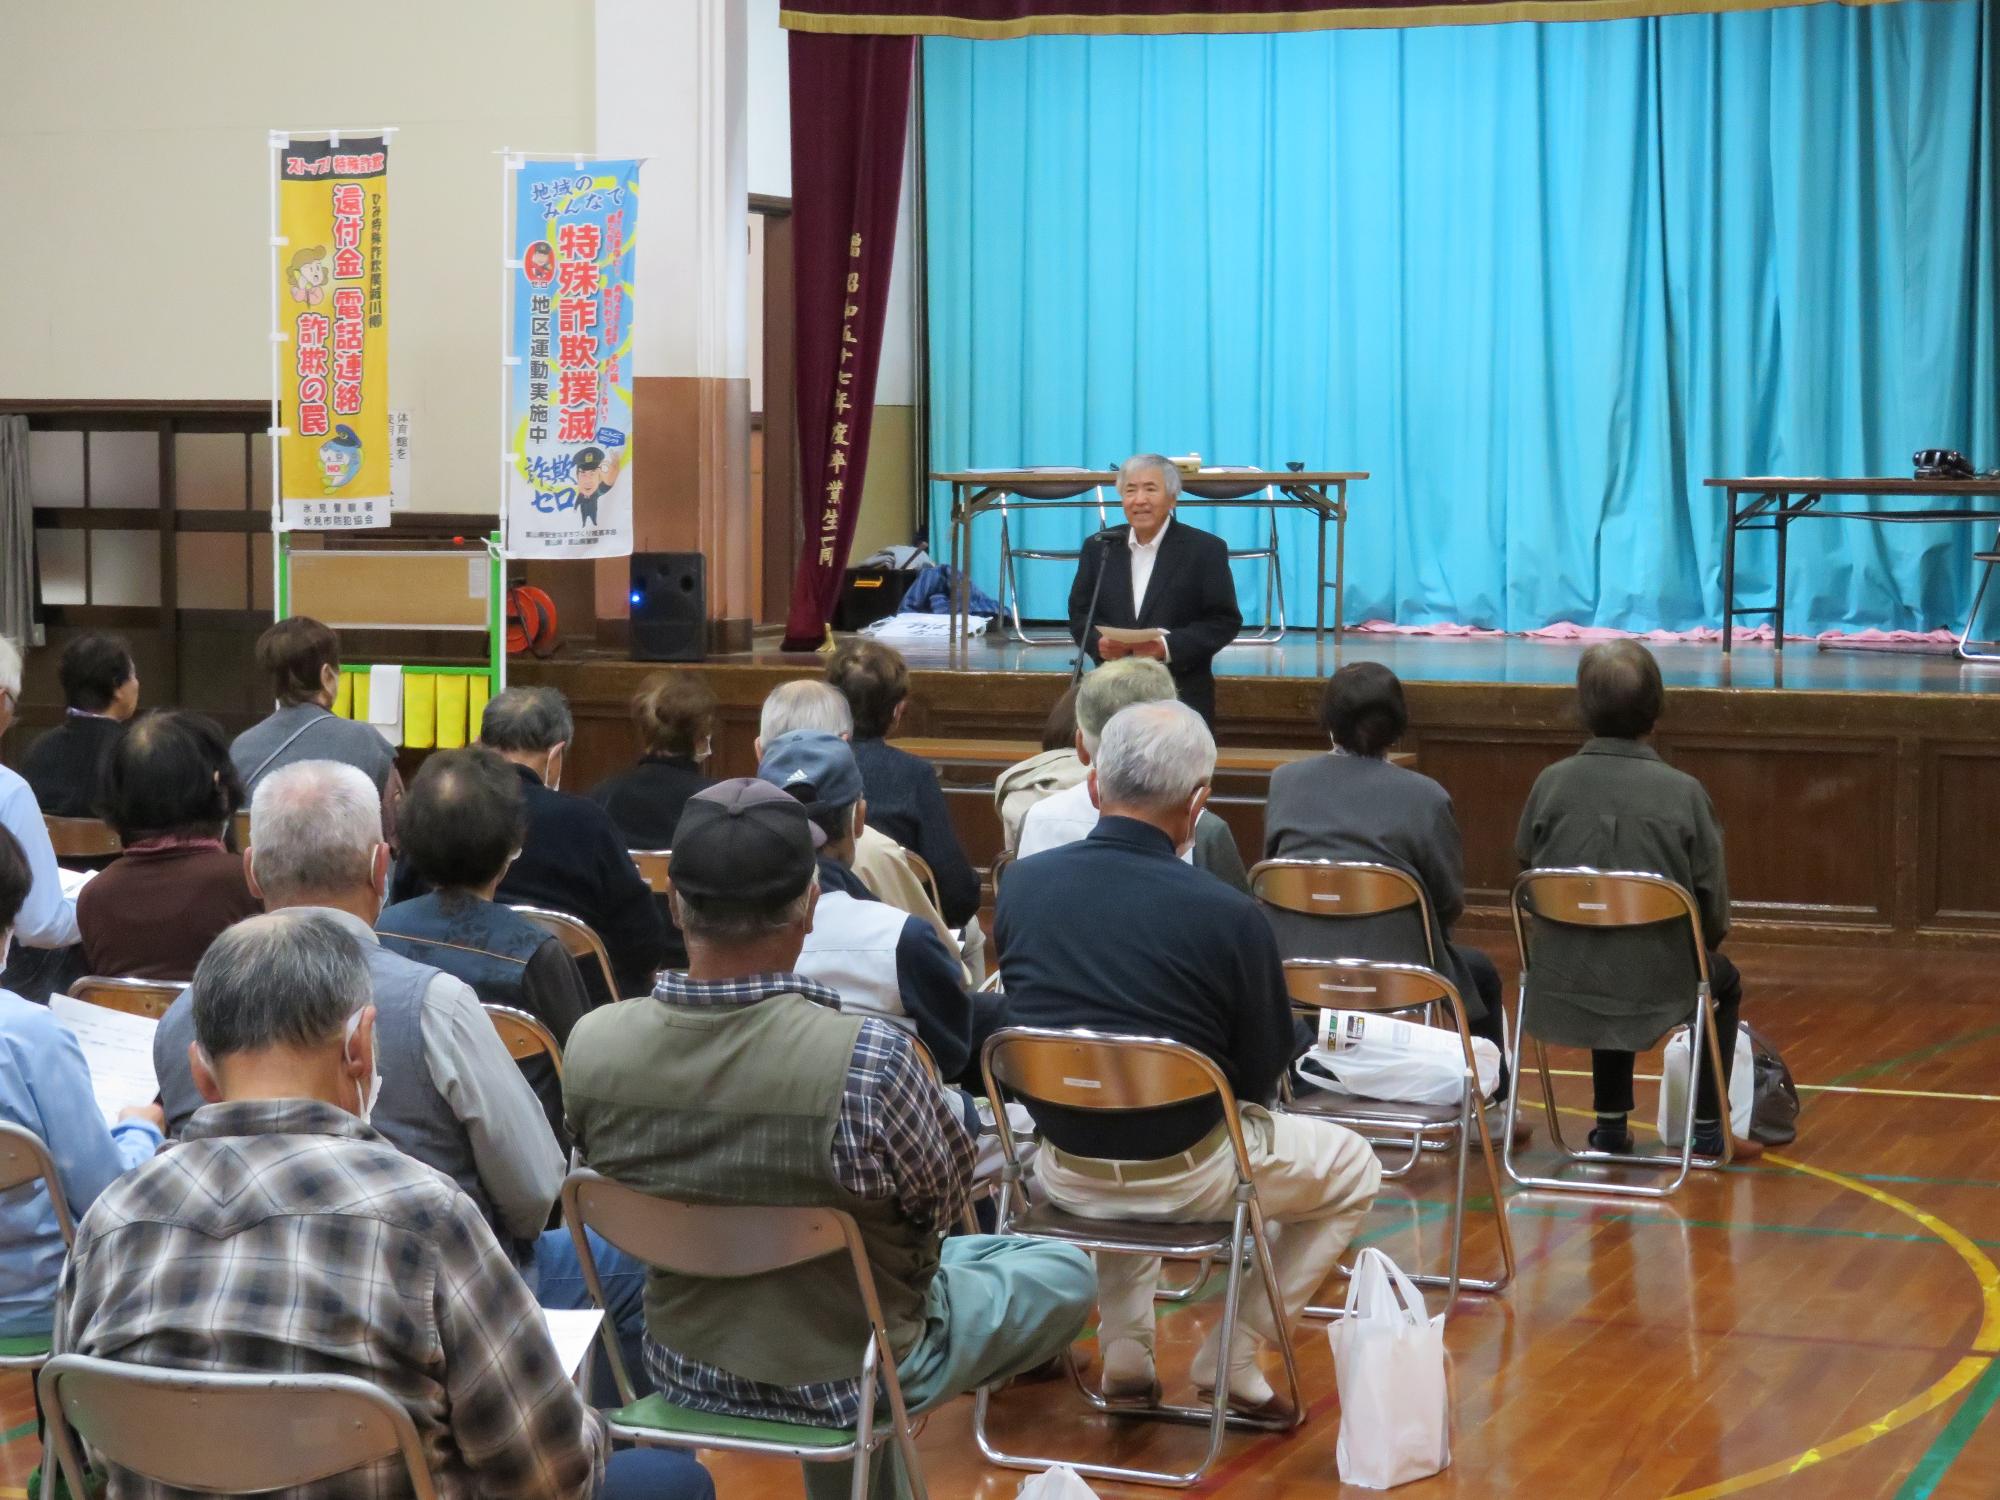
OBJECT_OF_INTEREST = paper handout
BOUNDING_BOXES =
[1094,626,1167,645]
[49,995,161,1128]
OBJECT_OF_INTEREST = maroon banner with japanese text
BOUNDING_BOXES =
[781,0,1895,34]
[782,30,917,650]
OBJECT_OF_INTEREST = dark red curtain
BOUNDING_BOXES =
[782,31,916,651]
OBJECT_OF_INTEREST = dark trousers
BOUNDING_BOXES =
[1455,944,1510,1101]
[1589,950,1743,1122]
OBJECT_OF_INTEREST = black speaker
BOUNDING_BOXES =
[629,552,707,661]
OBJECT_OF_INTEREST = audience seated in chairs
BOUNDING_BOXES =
[150,759,657,1381]
[1262,661,1520,1131]
[393,687,666,1005]
[230,616,403,841]
[1516,641,1760,1161]
[77,711,260,983]
[0,825,162,1344]
[19,632,139,820]
[1016,658,1250,891]
[378,747,592,1151]
[827,639,984,927]
[55,911,712,1500]
[756,730,985,1087]
[996,700,1380,1420]
[0,638,80,1001]
[587,670,719,973]
[759,678,982,984]
[993,685,1086,851]
[562,779,1094,1500]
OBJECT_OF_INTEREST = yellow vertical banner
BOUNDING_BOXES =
[277,134,391,527]
[435,674,470,749]
[403,673,437,749]
[468,673,491,738]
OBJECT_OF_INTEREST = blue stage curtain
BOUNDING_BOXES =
[922,2,1999,634]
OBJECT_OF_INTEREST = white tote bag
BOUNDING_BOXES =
[1655,1023,1754,1146]
[1294,1008,1502,1107]
[1329,1248,1451,1489]
[1014,1464,1102,1499]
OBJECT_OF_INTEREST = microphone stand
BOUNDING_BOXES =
[1069,528,1115,692]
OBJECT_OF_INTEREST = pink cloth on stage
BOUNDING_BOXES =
[1347,619,1960,645]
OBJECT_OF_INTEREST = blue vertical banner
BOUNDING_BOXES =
[505,158,641,558]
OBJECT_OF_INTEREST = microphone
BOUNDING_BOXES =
[1070,524,1122,690]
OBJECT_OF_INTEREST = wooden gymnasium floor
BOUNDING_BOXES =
[6,939,2000,1498]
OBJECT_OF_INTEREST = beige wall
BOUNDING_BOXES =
[0,1,594,514]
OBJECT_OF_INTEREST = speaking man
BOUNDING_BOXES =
[1067,454,1242,726]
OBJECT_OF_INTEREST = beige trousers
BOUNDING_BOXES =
[1035,1105,1381,1360]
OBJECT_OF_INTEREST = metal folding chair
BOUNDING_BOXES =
[972,1026,1304,1489]
[1183,469,1287,642]
[903,850,944,917]
[485,1003,564,1080]
[560,1171,928,1500]
[629,849,672,895]
[1503,868,1733,1198]
[512,904,622,1001]
[1250,858,1447,1175]
[1281,959,1514,1308]
[996,479,1115,644]
[68,976,186,1021]
[0,1125,71,1371]
[40,1355,440,1499]
[1957,530,2000,661]
[42,817,120,861]
[988,847,1015,893]
[231,810,252,851]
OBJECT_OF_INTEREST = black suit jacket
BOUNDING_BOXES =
[20,714,124,818]
[1067,518,1241,724]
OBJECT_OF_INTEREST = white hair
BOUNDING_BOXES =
[0,637,20,699]
[1117,453,1182,504]
[1077,659,1176,758]
[760,679,852,742]
[249,760,382,903]
[1094,700,1215,811]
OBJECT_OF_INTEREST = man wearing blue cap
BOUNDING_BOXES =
[757,729,982,1082]
[562,779,1095,1500]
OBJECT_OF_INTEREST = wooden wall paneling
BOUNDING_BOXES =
[1922,741,2000,931]
[1414,732,1580,905]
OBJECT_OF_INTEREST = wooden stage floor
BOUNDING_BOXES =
[8,939,2000,1498]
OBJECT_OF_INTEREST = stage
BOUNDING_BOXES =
[517,628,2000,950]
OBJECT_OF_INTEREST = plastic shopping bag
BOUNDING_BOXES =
[1329,1247,1451,1489]
[1014,1464,1101,1499]
[1294,1008,1501,1107]
[1655,1023,1753,1146]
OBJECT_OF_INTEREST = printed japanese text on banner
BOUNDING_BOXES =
[277,135,390,527]
[506,158,640,558]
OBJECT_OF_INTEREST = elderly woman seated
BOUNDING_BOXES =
[77,710,261,982]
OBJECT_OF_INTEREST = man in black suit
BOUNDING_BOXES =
[1067,455,1242,726]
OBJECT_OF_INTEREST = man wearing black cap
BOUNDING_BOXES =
[757,730,979,1082]
[561,780,1095,1500]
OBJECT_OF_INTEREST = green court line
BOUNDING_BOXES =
[1820,1023,2000,1090]
[1892,1352,2000,1500]
[0,1419,35,1445]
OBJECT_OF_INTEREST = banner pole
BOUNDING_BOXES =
[499,149,518,555]
[267,130,288,617]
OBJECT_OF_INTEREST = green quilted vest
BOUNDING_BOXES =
[563,990,940,1389]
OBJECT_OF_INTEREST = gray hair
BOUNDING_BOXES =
[0,637,19,699]
[1077,659,1176,757]
[1094,700,1216,812]
[249,760,381,903]
[760,679,852,742]
[191,910,371,1059]
[480,686,574,753]
[676,870,819,948]
[1117,454,1182,504]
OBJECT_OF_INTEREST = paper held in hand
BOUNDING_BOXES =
[541,1308,604,1379]
[49,996,161,1129]
[1094,626,1166,645]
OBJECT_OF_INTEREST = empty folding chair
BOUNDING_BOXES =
[1280,958,1514,1307]
[973,1026,1303,1489]
[1504,867,1733,1199]
[40,1356,440,1499]
[561,1171,929,1500]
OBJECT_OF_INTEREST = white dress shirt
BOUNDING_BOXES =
[1127,515,1170,616]
[1017,778,1196,866]
[0,765,79,949]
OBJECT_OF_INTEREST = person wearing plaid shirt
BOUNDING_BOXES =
[54,910,712,1500]
[564,779,1095,1500]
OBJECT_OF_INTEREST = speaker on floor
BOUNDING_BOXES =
[629,552,707,662]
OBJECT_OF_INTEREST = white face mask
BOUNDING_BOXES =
[343,1009,383,1124]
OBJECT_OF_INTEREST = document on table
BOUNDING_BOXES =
[541,1307,604,1378]
[49,995,160,1128]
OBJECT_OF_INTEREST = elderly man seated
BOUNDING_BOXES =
[563,780,1095,1500]
[1516,640,1761,1161]
[1017,657,1248,889]
[998,701,1380,1419]
[58,911,712,1500]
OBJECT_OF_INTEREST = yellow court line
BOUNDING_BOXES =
[1544,1067,2000,1105]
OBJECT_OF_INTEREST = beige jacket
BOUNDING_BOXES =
[849,824,984,984]
[993,747,1087,851]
